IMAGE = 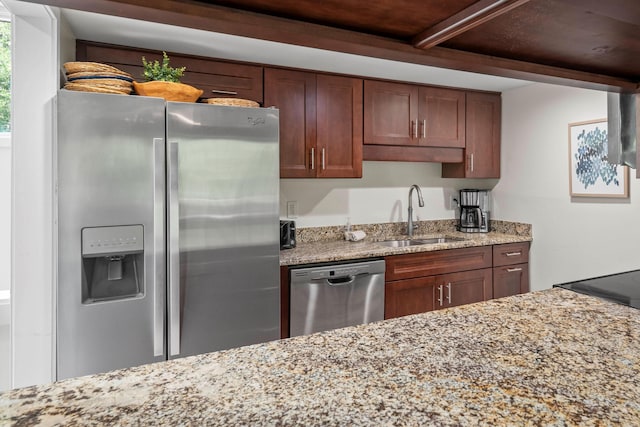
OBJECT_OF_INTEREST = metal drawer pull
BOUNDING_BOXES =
[310,148,315,170]
[211,89,238,95]
[438,284,443,306]
[505,252,522,257]
[422,119,426,138]
[470,153,474,172]
[446,282,451,303]
[321,148,326,170]
[506,267,523,273]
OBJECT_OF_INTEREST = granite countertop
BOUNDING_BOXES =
[3,288,639,426]
[281,220,532,266]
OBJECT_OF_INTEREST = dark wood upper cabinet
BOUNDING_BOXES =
[265,68,362,178]
[442,91,501,178]
[264,68,316,178]
[76,41,264,103]
[363,79,467,163]
[364,80,464,148]
[418,87,465,148]
[316,74,363,178]
[363,80,418,146]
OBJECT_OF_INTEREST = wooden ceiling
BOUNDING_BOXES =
[22,0,640,91]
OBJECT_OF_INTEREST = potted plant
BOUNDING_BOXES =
[132,51,203,102]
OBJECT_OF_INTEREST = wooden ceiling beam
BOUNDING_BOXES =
[413,0,532,50]
[18,0,640,92]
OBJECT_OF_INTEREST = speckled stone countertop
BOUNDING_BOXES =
[3,288,639,426]
[281,219,532,266]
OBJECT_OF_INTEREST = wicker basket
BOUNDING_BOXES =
[63,62,132,78]
[133,81,203,103]
[205,98,260,108]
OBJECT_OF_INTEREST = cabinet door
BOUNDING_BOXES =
[264,68,316,178]
[316,75,363,178]
[442,92,501,178]
[418,87,465,148]
[438,268,493,309]
[385,276,437,319]
[493,263,529,299]
[364,80,418,146]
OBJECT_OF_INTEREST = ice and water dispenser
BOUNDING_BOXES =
[81,225,145,303]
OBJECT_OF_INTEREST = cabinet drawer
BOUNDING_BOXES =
[493,263,529,298]
[493,242,529,267]
[385,246,492,281]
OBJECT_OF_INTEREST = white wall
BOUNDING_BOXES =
[493,83,640,290]
[280,162,497,228]
[7,0,58,388]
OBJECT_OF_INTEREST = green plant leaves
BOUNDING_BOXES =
[141,51,186,83]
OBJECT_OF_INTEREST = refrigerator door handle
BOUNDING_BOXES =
[153,137,165,357]
[168,141,181,357]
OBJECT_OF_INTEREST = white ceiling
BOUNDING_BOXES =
[61,8,532,92]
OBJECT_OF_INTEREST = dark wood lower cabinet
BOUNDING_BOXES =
[384,266,493,319]
[440,268,493,309]
[385,276,437,319]
[493,263,529,299]
[384,244,529,320]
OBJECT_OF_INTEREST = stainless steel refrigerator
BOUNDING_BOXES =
[55,90,280,380]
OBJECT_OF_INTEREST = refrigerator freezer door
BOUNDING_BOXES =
[56,91,167,379]
[166,103,280,358]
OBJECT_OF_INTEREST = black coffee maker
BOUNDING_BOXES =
[457,189,490,233]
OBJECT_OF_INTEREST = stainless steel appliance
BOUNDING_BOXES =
[289,260,385,337]
[457,189,490,233]
[555,270,640,309]
[56,90,280,380]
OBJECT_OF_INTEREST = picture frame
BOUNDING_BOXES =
[568,119,629,198]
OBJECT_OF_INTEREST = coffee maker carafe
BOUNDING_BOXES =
[458,189,490,233]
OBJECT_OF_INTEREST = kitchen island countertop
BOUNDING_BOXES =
[2,288,639,426]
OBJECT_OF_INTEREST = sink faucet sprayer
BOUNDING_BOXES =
[407,184,424,238]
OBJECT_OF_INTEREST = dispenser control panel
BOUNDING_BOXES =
[81,225,144,257]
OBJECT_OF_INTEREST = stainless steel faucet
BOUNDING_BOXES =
[407,184,424,238]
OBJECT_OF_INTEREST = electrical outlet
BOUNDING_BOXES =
[286,201,298,218]
[448,194,457,210]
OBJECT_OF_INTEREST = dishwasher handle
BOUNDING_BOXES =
[326,275,356,286]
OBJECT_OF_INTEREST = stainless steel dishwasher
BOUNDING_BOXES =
[289,259,385,337]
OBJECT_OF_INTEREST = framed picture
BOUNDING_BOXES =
[568,119,629,198]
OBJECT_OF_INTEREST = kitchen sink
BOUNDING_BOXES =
[377,237,465,247]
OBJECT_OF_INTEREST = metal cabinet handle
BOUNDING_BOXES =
[211,89,238,95]
[422,119,426,138]
[310,148,315,170]
[438,284,443,306]
[412,120,418,138]
[506,267,523,273]
[470,153,474,172]
[168,141,181,357]
[506,252,522,257]
[321,148,326,170]
[446,282,452,303]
